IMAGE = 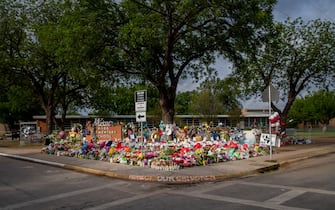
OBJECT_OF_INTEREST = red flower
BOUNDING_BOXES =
[194,143,202,149]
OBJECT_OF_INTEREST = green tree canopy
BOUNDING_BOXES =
[175,91,196,115]
[286,98,310,127]
[0,0,122,133]
[0,0,276,133]
[88,0,276,124]
[288,90,335,129]
[89,83,159,116]
[187,77,241,124]
[0,0,43,127]
[232,18,335,125]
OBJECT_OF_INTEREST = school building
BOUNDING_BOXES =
[31,108,271,134]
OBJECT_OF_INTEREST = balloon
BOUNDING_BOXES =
[59,131,66,139]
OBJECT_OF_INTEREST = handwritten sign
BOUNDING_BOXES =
[260,133,280,147]
[85,119,122,142]
[95,124,122,142]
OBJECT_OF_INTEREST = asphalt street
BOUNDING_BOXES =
[1,152,335,210]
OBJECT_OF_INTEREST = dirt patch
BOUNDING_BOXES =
[310,137,335,144]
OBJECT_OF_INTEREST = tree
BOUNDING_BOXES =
[0,0,121,133]
[0,0,276,132]
[0,0,75,133]
[227,108,243,128]
[22,0,90,133]
[187,77,242,124]
[0,0,43,127]
[175,91,196,115]
[232,18,335,130]
[0,81,43,128]
[289,90,335,131]
[189,88,221,123]
[310,90,335,130]
[89,0,275,125]
[206,77,242,113]
[89,83,159,115]
[286,98,310,128]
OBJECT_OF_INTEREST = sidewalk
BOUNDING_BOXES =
[1,140,335,184]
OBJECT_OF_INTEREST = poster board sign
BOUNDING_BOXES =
[95,124,122,142]
[85,119,122,142]
[260,133,280,147]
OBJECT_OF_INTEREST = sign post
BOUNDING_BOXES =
[134,90,147,141]
[262,84,279,160]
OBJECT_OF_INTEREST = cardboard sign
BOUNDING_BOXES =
[260,133,280,147]
[95,124,122,142]
[85,119,122,142]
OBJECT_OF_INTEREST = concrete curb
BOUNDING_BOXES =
[278,147,335,167]
[0,152,136,182]
[1,146,335,184]
[0,153,65,168]
[0,152,277,184]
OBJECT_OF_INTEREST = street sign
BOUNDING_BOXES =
[135,102,147,112]
[262,84,279,102]
[136,111,146,122]
[135,90,147,102]
[135,90,147,112]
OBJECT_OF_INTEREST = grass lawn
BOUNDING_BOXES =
[295,128,335,138]
[0,139,44,148]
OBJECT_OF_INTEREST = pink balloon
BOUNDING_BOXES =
[59,131,66,139]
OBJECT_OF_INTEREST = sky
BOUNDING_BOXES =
[178,0,335,108]
[273,0,335,22]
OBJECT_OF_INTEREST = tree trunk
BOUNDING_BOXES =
[60,111,66,131]
[272,92,296,138]
[322,123,328,133]
[159,89,176,124]
[45,105,54,135]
